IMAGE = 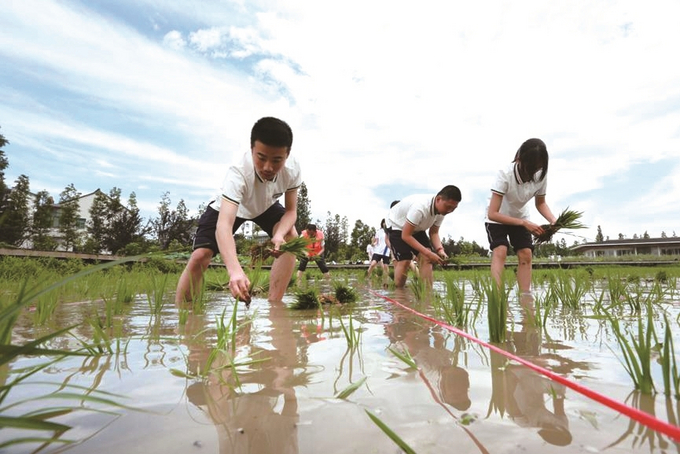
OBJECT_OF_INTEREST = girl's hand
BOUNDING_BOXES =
[427,249,444,265]
[229,271,252,304]
[523,220,545,236]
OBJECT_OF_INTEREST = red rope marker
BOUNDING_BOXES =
[368,289,680,442]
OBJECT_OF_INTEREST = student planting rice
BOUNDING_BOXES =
[484,138,557,295]
[176,117,301,305]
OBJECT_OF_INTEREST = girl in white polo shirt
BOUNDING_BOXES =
[485,138,556,295]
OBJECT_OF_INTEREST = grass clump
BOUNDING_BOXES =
[333,281,358,304]
[291,288,321,310]
[534,207,587,244]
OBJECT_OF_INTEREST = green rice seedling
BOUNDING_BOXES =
[660,314,680,399]
[277,236,312,259]
[333,281,358,304]
[606,273,629,305]
[408,274,429,301]
[178,308,189,326]
[604,306,656,395]
[246,263,269,298]
[339,313,362,349]
[388,346,417,370]
[291,288,321,310]
[335,376,367,399]
[32,287,61,326]
[549,272,590,310]
[434,274,471,329]
[622,281,664,313]
[145,273,169,316]
[481,277,509,343]
[533,207,587,244]
[365,410,417,454]
[0,256,143,450]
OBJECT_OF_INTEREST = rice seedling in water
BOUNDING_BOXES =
[365,410,417,454]
[660,314,680,399]
[291,288,321,310]
[145,273,169,316]
[339,313,362,349]
[32,287,61,326]
[434,274,473,329]
[333,281,358,304]
[549,271,590,310]
[0,256,143,450]
[334,376,367,399]
[408,274,429,301]
[533,207,587,244]
[604,304,656,394]
[481,277,509,343]
[388,346,417,369]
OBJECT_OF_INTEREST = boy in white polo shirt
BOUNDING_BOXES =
[175,117,301,305]
[387,185,461,288]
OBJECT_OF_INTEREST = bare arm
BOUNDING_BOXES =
[271,189,299,252]
[402,222,443,264]
[535,195,557,225]
[216,201,250,302]
[428,224,448,259]
[487,192,545,236]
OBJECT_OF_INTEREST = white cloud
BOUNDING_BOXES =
[2,0,680,245]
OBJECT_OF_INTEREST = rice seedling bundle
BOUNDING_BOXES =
[249,236,312,262]
[534,207,587,244]
[291,288,320,310]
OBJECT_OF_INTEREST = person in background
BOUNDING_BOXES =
[175,117,300,305]
[485,138,556,295]
[296,223,330,283]
[367,219,391,279]
[387,185,462,288]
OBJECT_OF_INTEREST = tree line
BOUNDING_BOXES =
[1,125,580,262]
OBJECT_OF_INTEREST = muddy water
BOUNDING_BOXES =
[3,278,680,454]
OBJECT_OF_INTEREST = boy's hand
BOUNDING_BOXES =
[427,250,444,265]
[229,271,252,304]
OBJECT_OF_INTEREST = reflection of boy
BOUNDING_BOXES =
[175,117,300,304]
[297,224,330,280]
[387,185,461,287]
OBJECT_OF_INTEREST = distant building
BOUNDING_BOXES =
[48,189,106,251]
[571,237,680,258]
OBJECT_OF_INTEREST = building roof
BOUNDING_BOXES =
[572,237,680,251]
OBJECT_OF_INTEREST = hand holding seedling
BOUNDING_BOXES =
[229,270,252,304]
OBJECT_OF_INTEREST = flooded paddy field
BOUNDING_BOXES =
[2,264,680,454]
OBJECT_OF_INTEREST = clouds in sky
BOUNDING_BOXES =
[1,0,680,246]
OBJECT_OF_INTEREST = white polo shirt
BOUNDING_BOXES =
[387,194,444,233]
[486,162,548,223]
[210,151,302,219]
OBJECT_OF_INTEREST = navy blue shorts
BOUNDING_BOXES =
[298,255,329,273]
[388,229,431,262]
[485,222,534,252]
[193,201,286,255]
[370,253,391,265]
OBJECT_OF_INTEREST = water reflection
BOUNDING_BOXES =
[179,302,313,454]
[487,296,592,447]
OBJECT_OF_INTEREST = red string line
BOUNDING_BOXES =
[368,289,680,442]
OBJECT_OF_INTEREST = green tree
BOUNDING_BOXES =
[0,174,31,246]
[108,191,148,254]
[595,225,604,243]
[152,192,194,250]
[643,230,650,239]
[58,184,82,251]
[31,190,57,251]
[323,212,348,262]
[349,220,375,262]
[0,127,9,218]
[296,181,312,233]
[85,190,109,253]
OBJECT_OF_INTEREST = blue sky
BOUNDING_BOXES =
[2,0,680,247]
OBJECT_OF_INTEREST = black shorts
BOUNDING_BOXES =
[371,253,391,265]
[485,222,534,252]
[389,229,431,262]
[298,256,329,273]
[193,201,286,255]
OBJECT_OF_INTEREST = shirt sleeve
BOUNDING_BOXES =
[490,167,508,196]
[221,166,245,206]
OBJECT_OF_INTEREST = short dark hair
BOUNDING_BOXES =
[305,223,317,231]
[390,200,400,208]
[437,185,462,202]
[251,117,293,150]
[514,138,548,183]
